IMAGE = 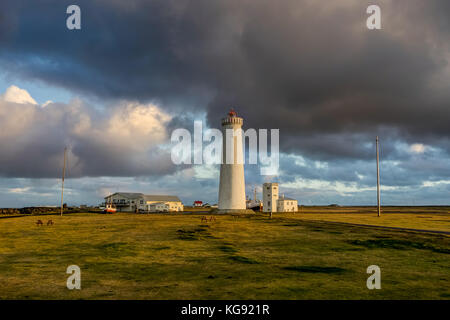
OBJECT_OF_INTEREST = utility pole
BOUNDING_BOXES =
[60,147,67,217]
[376,136,381,217]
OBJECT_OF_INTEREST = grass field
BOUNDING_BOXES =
[0,208,449,299]
[293,206,450,232]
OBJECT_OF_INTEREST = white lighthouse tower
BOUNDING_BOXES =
[218,109,247,212]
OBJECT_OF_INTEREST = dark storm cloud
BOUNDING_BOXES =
[0,0,448,156]
[0,0,449,187]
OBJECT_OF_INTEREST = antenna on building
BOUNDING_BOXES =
[60,147,67,217]
[376,136,381,217]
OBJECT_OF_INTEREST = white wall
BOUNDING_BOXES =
[104,194,138,212]
[146,201,183,212]
[277,199,298,212]
[218,117,246,210]
[263,183,279,212]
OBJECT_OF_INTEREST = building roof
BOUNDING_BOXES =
[104,192,144,199]
[104,193,181,202]
[143,195,181,202]
[278,197,297,201]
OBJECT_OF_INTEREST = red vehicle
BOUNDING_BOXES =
[103,203,117,213]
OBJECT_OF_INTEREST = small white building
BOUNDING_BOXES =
[143,195,184,212]
[104,193,183,212]
[262,183,298,213]
[277,196,298,212]
[193,201,203,207]
[148,202,169,212]
[263,182,279,213]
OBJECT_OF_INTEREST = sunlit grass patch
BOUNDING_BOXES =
[283,266,347,274]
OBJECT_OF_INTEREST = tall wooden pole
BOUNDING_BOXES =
[376,136,381,217]
[60,147,67,217]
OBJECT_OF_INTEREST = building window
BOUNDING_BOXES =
[140,200,143,204]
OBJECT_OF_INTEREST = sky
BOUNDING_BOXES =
[0,0,449,207]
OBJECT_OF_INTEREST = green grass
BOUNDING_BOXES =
[348,239,450,254]
[0,211,449,299]
[294,206,450,232]
[283,266,347,274]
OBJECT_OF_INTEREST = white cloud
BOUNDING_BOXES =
[1,85,37,105]
[422,180,450,187]
[42,100,53,107]
[101,101,172,151]
[283,177,402,196]
[194,164,219,179]
[8,187,31,194]
[410,143,427,154]
[314,160,328,169]
[0,86,175,178]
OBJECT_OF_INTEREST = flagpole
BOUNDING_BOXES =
[376,137,381,217]
[60,147,67,217]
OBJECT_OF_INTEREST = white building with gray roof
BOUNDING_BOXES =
[263,183,298,213]
[104,192,183,212]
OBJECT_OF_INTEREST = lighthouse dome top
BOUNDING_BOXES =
[222,108,243,126]
[228,109,237,117]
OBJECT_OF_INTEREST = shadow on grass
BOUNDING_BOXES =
[217,243,259,264]
[95,242,135,257]
[229,255,259,264]
[153,246,170,251]
[218,245,238,253]
[348,239,450,254]
[176,227,209,240]
[283,266,346,274]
